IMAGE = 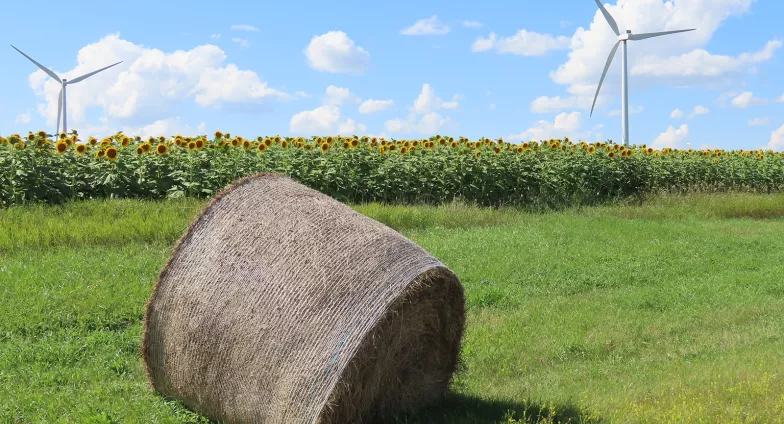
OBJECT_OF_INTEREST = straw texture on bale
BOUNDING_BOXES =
[141,172,466,424]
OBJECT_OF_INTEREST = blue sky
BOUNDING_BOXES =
[1,0,782,150]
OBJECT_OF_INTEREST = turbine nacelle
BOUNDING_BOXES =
[617,30,632,42]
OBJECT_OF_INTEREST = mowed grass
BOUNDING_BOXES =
[2,193,784,423]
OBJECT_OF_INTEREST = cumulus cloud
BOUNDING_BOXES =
[22,33,290,135]
[412,84,460,114]
[508,111,597,142]
[689,105,710,118]
[210,34,220,39]
[651,124,689,149]
[295,91,311,98]
[730,91,766,108]
[471,30,571,55]
[769,125,784,151]
[777,93,784,103]
[670,108,684,119]
[323,85,361,105]
[539,0,778,114]
[289,104,366,135]
[401,16,450,35]
[358,99,394,114]
[304,31,370,73]
[748,117,769,126]
[231,24,259,32]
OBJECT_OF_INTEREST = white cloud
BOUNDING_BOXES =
[748,117,769,126]
[289,104,365,135]
[412,84,460,114]
[210,34,220,39]
[769,125,784,151]
[670,108,684,119]
[295,91,311,98]
[15,113,31,124]
[461,20,483,29]
[304,31,370,74]
[777,93,784,103]
[338,118,367,135]
[232,38,250,48]
[289,105,341,133]
[231,24,260,32]
[689,105,710,118]
[472,30,571,56]
[489,103,496,110]
[197,122,206,132]
[632,40,782,78]
[652,124,689,149]
[508,111,587,142]
[324,85,361,105]
[608,104,644,116]
[560,20,572,29]
[730,91,766,108]
[544,0,778,114]
[401,16,450,36]
[530,95,595,114]
[24,33,290,133]
[358,99,394,114]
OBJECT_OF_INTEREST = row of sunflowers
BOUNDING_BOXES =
[2,130,783,209]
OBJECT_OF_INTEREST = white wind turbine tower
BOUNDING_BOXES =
[590,0,695,147]
[11,45,122,138]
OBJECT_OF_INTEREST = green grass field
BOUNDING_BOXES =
[2,194,784,423]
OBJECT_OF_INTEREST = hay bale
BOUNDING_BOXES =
[142,172,466,423]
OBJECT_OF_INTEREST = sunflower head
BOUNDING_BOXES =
[475,151,482,158]
[137,146,145,155]
[320,142,330,152]
[156,143,168,155]
[187,141,197,150]
[243,140,251,150]
[196,139,205,149]
[608,151,616,158]
[257,142,267,153]
[141,142,152,152]
[494,146,501,154]
[343,141,350,149]
[75,143,87,155]
[387,143,397,151]
[264,138,272,147]
[105,147,118,160]
[55,141,68,154]
[304,143,313,151]
[281,140,288,149]
[588,145,596,154]
[400,146,408,154]
[350,139,359,148]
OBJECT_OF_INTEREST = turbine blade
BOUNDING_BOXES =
[56,88,63,135]
[629,29,696,41]
[10,45,62,83]
[594,0,620,36]
[68,61,123,84]
[590,41,620,118]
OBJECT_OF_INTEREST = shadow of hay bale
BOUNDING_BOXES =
[141,172,466,424]
[384,392,605,424]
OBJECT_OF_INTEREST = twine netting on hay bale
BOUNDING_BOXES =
[141,172,466,424]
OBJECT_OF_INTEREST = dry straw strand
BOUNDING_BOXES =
[142,172,466,423]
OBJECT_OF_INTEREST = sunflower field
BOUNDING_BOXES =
[2,130,783,209]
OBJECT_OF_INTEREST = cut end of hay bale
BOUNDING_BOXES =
[141,172,466,423]
[318,267,465,424]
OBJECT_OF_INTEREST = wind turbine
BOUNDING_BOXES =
[11,45,122,137]
[590,0,695,146]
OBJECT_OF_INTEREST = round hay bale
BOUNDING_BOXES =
[141,172,466,423]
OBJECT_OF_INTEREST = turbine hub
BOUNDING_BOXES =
[617,31,631,41]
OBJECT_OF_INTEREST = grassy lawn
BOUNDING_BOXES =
[2,194,784,423]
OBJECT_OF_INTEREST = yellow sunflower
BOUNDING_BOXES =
[156,143,168,155]
[55,141,68,154]
[74,143,87,155]
[320,142,330,152]
[105,147,118,161]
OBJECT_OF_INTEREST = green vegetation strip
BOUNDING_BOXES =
[1,194,784,423]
